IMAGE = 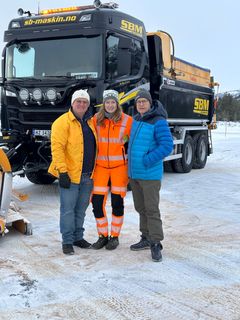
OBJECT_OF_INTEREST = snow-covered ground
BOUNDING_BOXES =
[0,122,240,320]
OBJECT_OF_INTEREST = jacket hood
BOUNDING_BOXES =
[134,99,168,122]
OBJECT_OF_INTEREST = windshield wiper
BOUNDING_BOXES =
[42,75,97,86]
[7,77,42,81]
[43,75,73,78]
[44,74,98,80]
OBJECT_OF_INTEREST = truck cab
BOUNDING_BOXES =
[0,3,149,183]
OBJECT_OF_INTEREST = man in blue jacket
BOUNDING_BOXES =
[128,89,173,262]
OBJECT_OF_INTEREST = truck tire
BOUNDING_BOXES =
[172,135,194,173]
[164,160,174,172]
[26,170,56,185]
[193,133,208,169]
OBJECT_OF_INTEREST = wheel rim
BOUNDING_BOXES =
[199,139,207,162]
[185,142,193,165]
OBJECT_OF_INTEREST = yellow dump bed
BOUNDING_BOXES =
[148,31,211,87]
[172,57,210,87]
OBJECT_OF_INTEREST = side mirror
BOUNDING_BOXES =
[118,36,132,50]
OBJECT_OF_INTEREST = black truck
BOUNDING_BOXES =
[0,1,218,184]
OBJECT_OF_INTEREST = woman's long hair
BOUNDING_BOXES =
[96,102,122,126]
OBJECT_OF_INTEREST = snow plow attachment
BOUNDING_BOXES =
[0,148,32,236]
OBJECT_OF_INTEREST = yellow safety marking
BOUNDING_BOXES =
[118,92,125,100]
[0,149,11,172]
[0,218,5,234]
[119,91,138,105]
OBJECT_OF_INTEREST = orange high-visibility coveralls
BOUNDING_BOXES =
[92,113,132,237]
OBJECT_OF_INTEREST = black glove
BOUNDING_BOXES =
[59,172,71,189]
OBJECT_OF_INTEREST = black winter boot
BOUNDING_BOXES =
[130,236,150,251]
[105,236,119,250]
[62,244,74,255]
[150,242,162,262]
[73,239,91,248]
[92,235,108,249]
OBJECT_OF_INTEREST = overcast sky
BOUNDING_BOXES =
[0,0,238,93]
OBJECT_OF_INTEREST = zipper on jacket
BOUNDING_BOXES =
[121,147,126,165]
[129,122,143,177]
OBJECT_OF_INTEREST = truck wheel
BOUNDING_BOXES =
[26,171,56,185]
[193,133,208,169]
[172,135,194,173]
[164,160,174,172]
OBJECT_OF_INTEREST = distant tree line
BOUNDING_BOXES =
[217,94,240,121]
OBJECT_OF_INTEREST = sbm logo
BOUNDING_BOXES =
[121,20,143,36]
[193,98,209,116]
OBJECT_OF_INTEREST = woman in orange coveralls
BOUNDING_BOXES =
[91,90,132,250]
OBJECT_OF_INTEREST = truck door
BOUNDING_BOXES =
[147,35,163,99]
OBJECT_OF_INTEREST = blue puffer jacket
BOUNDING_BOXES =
[128,100,173,180]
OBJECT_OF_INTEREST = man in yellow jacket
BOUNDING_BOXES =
[48,90,97,255]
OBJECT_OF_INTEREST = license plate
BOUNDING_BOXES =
[32,129,51,137]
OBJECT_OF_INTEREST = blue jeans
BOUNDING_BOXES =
[59,174,93,245]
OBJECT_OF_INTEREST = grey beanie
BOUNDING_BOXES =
[103,89,119,104]
[135,89,152,105]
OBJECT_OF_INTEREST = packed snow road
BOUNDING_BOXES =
[0,123,240,320]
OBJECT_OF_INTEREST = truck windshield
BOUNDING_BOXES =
[5,35,102,79]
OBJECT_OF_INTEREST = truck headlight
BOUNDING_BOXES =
[19,88,29,101]
[32,88,43,101]
[46,88,57,102]
[6,90,17,97]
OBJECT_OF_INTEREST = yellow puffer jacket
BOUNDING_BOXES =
[48,109,97,183]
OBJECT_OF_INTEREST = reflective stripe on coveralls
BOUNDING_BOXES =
[93,186,109,193]
[92,192,125,237]
[97,155,128,161]
[96,216,108,236]
[111,215,124,237]
[96,113,128,144]
[111,186,127,193]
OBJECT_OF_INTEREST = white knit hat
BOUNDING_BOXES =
[71,89,90,104]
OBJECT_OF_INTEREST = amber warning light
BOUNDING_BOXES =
[40,5,95,15]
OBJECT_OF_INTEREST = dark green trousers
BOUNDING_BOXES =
[129,179,163,242]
